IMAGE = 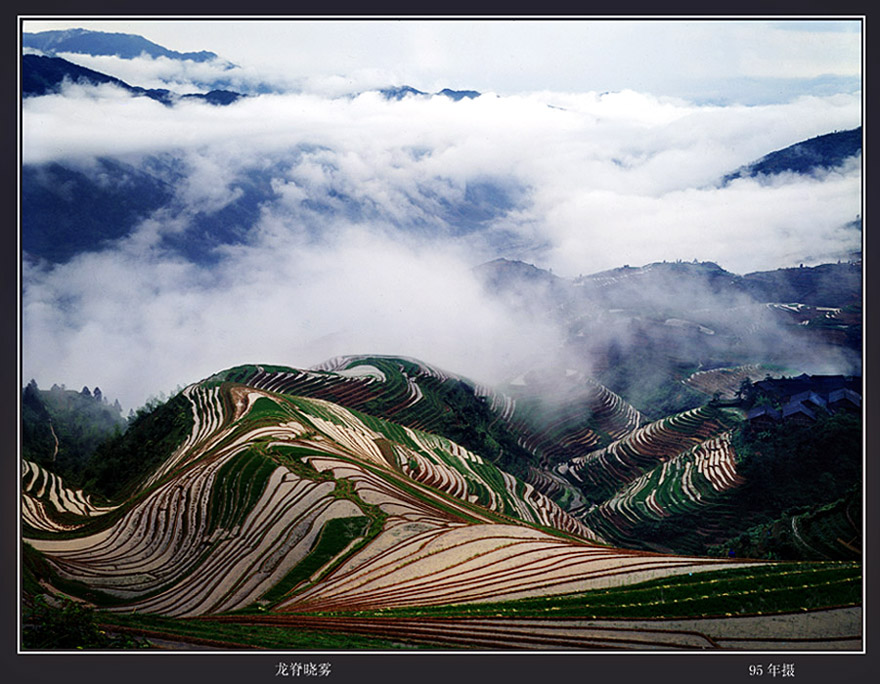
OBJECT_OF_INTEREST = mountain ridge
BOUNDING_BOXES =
[722,127,862,184]
[22,53,243,106]
[378,85,482,100]
[482,257,862,308]
[23,28,220,63]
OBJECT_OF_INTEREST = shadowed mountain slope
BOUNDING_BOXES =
[22,54,242,105]
[722,127,861,183]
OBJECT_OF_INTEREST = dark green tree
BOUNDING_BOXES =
[22,596,146,650]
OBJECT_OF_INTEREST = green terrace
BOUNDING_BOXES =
[333,561,861,621]
[93,611,428,650]
[583,437,745,553]
[220,361,541,476]
[255,391,594,539]
[569,405,739,502]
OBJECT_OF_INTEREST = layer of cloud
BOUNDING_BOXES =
[21,79,862,408]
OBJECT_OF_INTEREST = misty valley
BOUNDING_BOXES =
[19,25,862,653]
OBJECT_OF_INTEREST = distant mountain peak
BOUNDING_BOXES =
[476,258,560,279]
[378,85,482,101]
[378,85,427,100]
[23,28,220,63]
[436,88,481,101]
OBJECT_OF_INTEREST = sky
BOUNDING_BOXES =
[22,18,862,100]
[19,18,864,409]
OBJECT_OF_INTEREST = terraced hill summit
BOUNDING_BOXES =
[22,357,861,650]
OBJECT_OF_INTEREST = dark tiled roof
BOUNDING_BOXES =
[828,388,862,407]
[747,406,781,420]
[782,402,816,420]
[788,391,827,408]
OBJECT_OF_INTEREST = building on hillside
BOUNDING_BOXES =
[781,401,817,426]
[746,405,781,430]
[753,374,859,404]
[828,388,862,414]
[788,391,828,414]
[746,377,861,428]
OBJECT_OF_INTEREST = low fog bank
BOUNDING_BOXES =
[476,257,861,416]
[22,224,563,411]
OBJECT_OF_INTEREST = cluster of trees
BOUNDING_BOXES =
[21,379,194,501]
[733,410,860,515]
[83,391,194,501]
[429,378,534,476]
[709,485,860,561]
[21,380,127,488]
[22,595,147,650]
[707,411,862,560]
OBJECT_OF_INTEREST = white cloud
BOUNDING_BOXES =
[20,76,862,407]
[22,221,562,409]
[540,163,861,276]
[50,50,302,95]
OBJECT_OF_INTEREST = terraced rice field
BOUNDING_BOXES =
[198,607,860,650]
[172,560,861,650]
[683,365,766,398]
[22,460,118,532]
[561,405,737,499]
[584,433,743,533]
[281,521,746,613]
[224,358,644,478]
[503,370,645,466]
[28,382,632,617]
[22,368,862,650]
